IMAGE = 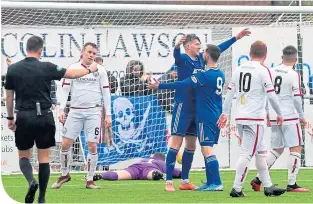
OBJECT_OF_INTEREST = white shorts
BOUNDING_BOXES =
[271,124,303,149]
[237,124,267,157]
[63,107,102,143]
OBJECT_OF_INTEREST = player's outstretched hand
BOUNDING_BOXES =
[146,79,160,90]
[266,113,271,127]
[175,35,186,48]
[276,116,284,127]
[217,113,228,129]
[236,28,251,40]
[300,118,307,127]
[89,62,99,73]
[104,115,112,128]
[58,111,66,124]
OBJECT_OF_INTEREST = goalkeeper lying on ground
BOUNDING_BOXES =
[93,153,181,181]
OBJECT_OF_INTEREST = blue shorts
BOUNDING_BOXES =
[196,122,220,147]
[171,103,196,137]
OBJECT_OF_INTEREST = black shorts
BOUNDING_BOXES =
[15,109,56,151]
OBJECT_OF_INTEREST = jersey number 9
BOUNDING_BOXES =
[216,77,223,95]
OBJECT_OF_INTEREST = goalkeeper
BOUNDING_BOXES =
[93,153,181,181]
[162,29,251,192]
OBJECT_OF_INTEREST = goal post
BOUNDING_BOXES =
[1,1,313,173]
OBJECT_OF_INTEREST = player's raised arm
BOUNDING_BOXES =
[173,35,186,64]
[45,61,99,82]
[218,28,251,53]
[261,66,283,126]
[99,65,112,128]
[147,72,204,90]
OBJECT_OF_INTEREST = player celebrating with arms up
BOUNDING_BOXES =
[217,41,286,197]
[250,45,309,192]
[164,29,251,192]
[51,42,112,189]
[148,44,225,191]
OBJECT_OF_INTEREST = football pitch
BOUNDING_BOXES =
[2,169,312,203]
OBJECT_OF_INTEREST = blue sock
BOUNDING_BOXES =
[204,157,213,185]
[181,148,195,180]
[205,155,222,185]
[166,148,178,181]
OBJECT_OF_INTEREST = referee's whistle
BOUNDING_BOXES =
[36,102,42,116]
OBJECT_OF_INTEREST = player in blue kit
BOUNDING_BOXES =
[161,29,251,192]
[148,44,225,191]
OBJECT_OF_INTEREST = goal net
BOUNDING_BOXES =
[1,1,313,173]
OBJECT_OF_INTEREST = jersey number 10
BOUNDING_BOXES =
[239,72,252,92]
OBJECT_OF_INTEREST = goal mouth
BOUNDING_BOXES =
[1,1,313,173]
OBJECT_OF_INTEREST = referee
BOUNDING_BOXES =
[5,36,99,203]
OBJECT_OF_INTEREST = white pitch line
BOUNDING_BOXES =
[3,180,313,188]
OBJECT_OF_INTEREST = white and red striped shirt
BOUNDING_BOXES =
[60,62,111,115]
[268,64,303,124]
[226,61,276,125]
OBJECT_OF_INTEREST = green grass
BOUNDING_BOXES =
[2,169,313,203]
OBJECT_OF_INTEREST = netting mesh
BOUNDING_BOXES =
[1,5,313,172]
[2,8,313,28]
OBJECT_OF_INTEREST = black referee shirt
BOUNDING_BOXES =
[5,57,67,111]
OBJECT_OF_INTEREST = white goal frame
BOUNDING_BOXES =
[1,1,313,173]
[2,1,313,13]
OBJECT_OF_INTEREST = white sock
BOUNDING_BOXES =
[181,179,189,184]
[255,154,272,188]
[267,150,281,169]
[256,150,281,178]
[87,152,98,181]
[288,152,301,185]
[233,155,251,192]
[61,149,71,176]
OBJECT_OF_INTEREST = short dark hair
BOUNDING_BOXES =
[250,41,267,58]
[183,34,201,46]
[83,42,97,50]
[95,56,103,63]
[283,45,297,62]
[26,36,44,52]
[152,152,166,161]
[205,44,221,63]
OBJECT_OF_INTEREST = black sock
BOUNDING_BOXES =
[38,163,50,203]
[19,157,34,185]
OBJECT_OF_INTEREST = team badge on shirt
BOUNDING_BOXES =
[93,72,99,77]
[191,75,198,83]
[62,127,67,134]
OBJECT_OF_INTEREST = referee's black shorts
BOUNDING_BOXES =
[15,109,56,151]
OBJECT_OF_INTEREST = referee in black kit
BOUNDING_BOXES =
[5,36,99,203]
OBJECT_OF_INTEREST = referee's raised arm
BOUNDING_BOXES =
[4,35,98,204]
